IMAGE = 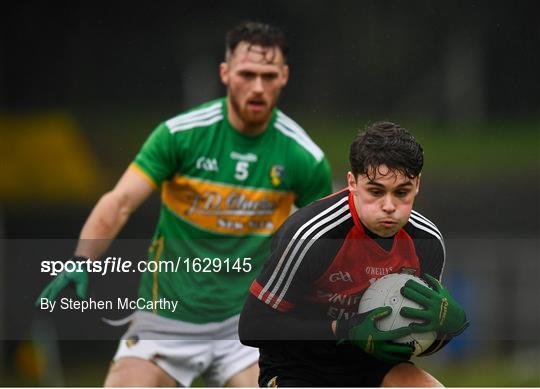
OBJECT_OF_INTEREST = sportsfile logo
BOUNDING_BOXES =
[329,271,353,283]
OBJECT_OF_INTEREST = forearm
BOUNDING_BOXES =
[75,191,133,260]
[73,168,154,260]
[239,295,335,346]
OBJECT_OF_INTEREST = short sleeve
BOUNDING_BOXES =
[249,216,327,312]
[132,123,180,186]
[294,157,333,208]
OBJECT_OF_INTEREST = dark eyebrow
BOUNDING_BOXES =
[241,69,279,74]
[366,181,413,188]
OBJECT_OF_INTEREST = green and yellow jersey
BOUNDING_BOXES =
[131,97,332,323]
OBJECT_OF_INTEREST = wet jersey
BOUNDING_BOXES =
[250,189,445,318]
[130,98,332,323]
[242,189,445,385]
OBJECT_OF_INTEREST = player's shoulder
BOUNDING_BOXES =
[404,209,445,248]
[277,189,353,240]
[404,210,443,238]
[164,98,225,135]
[273,109,325,163]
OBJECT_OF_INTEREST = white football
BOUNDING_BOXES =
[358,273,436,356]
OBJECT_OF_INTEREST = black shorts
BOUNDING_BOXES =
[259,364,395,387]
[258,342,398,387]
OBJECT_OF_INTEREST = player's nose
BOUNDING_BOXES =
[252,76,264,93]
[381,195,396,213]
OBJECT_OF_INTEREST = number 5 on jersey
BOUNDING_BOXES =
[235,161,249,181]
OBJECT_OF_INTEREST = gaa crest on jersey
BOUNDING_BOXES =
[195,156,219,172]
[328,271,353,283]
[270,165,285,187]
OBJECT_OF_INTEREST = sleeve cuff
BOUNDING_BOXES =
[129,162,158,189]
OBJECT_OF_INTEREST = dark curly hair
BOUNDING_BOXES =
[349,121,424,180]
[225,21,289,62]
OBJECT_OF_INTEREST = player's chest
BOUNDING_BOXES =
[181,132,290,190]
[310,230,421,319]
[161,129,295,235]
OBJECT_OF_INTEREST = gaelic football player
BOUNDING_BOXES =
[38,21,332,387]
[240,122,468,387]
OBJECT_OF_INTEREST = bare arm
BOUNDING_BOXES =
[74,167,155,260]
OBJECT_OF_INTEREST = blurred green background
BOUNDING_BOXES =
[1,0,539,386]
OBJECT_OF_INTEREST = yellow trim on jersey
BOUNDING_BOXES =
[129,162,158,189]
[162,175,295,236]
[151,237,164,312]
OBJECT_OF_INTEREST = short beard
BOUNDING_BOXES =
[229,93,272,128]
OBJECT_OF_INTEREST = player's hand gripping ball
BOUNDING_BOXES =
[359,273,437,356]
[336,307,415,364]
[400,273,469,337]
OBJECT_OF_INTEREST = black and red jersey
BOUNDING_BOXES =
[250,188,444,320]
[239,188,446,386]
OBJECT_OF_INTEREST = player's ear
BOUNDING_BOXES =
[219,62,229,85]
[281,65,289,87]
[347,172,357,192]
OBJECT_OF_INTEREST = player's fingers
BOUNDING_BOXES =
[403,279,434,297]
[39,281,58,302]
[401,286,430,306]
[385,325,413,339]
[400,306,431,320]
[371,306,392,321]
[46,277,69,300]
[408,322,435,333]
[75,280,88,300]
[381,341,414,355]
[422,273,442,292]
[35,285,52,306]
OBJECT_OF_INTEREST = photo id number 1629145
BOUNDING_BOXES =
[183,257,252,273]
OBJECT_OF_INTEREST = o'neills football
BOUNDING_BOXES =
[358,273,436,356]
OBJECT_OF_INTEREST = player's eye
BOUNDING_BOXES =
[368,189,383,197]
[262,73,278,81]
[395,190,411,197]
[239,71,256,80]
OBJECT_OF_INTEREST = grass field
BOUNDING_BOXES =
[419,356,540,387]
[301,118,540,176]
[79,111,539,189]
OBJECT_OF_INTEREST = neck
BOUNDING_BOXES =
[362,223,395,240]
[226,98,269,136]
[361,222,395,251]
